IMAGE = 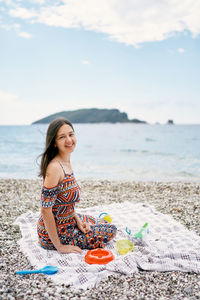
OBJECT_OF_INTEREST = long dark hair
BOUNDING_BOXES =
[39,117,74,179]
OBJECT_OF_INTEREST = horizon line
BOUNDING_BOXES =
[0,122,200,126]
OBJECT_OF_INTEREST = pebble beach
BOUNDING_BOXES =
[0,178,200,300]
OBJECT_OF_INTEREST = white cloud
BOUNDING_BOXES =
[81,60,90,65]
[17,31,33,38]
[4,0,200,46]
[168,47,186,54]
[0,22,11,31]
[9,7,37,19]
[0,17,33,38]
[30,0,46,3]
[177,48,185,53]
[0,6,6,12]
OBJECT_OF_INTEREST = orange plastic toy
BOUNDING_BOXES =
[85,248,114,265]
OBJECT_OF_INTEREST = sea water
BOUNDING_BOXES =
[0,123,200,181]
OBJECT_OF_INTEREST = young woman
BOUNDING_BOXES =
[37,117,117,254]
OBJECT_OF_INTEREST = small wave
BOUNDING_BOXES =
[174,171,198,178]
[145,138,156,142]
[120,149,137,153]
[120,149,175,157]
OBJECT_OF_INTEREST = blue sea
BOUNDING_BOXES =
[0,123,200,182]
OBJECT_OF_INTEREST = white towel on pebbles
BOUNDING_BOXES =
[14,202,200,290]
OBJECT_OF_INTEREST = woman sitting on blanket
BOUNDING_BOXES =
[37,117,117,254]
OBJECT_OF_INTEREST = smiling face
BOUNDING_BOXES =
[55,123,76,154]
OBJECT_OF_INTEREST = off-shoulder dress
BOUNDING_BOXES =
[37,168,117,250]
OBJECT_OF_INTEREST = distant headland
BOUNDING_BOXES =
[32,108,147,124]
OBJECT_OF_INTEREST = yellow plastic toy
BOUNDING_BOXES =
[117,239,134,255]
[99,212,112,223]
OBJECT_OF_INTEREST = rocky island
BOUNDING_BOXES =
[32,108,147,124]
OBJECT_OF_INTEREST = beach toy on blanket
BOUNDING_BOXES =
[117,239,134,255]
[99,212,112,223]
[126,222,149,239]
[134,222,149,239]
[16,265,58,275]
[85,248,114,265]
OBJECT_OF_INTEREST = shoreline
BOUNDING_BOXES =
[1,175,200,184]
[1,179,199,299]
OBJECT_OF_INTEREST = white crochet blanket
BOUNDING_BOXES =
[14,202,200,290]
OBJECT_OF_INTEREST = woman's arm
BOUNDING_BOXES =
[42,208,82,253]
[41,207,63,250]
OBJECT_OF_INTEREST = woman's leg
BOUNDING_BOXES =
[72,214,117,249]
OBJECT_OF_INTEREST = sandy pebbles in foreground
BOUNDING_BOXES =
[0,178,200,300]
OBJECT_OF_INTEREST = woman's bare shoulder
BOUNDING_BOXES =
[44,160,62,188]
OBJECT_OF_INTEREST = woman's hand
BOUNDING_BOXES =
[77,220,91,234]
[56,244,83,254]
[74,213,91,234]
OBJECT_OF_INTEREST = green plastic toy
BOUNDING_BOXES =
[134,222,149,239]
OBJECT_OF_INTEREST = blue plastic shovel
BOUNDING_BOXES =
[16,265,58,275]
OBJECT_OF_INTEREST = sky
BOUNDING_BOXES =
[0,0,200,125]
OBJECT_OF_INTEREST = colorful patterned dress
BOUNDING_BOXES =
[37,171,117,250]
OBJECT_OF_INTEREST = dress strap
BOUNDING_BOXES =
[56,160,66,176]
